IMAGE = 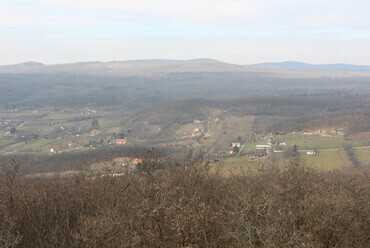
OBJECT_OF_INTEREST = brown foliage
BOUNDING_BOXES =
[1,157,370,247]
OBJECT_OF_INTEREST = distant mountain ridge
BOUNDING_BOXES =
[14,61,44,67]
[251,61,370,72]
[0,59,245,76]
[1,59,370,76]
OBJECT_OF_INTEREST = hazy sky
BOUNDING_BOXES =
[1,0,370,65]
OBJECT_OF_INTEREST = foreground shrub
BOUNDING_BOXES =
[1,158,370,247]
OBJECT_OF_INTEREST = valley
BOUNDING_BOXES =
[1,59,370,177]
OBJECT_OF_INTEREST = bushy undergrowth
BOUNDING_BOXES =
[1,157,370,247]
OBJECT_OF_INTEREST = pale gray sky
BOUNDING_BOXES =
[1,0,370,65]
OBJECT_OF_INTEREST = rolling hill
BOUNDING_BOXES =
[251,61,370,72]
[2,59,370,77]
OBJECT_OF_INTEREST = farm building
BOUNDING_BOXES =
[132,158,143,165]
[231,142,242,147]
[90,129,99,136]
[256,145,271,151]
[68,140,77,148]
[116,138,126,144]
[229,146,236,154]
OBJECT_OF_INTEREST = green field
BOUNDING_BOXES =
[214,148,353,176]
[299,150,351,171]
[354,147,370,165]
[271,150,351,171]
[276,133,344,150]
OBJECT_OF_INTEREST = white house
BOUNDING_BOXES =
[256,145,271,151]
[231,142,242,147]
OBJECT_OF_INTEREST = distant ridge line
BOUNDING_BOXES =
[1,59,370,74]
[250,61,370,72]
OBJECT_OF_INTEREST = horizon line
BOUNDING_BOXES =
[2,58,370,67]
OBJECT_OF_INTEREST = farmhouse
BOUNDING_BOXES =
[90,129,99,137]
[3,131,12,137]
[132,158,143,165]
[229,146,234,154]
[231,142,242,147]
[256,145,271,151]
[307,151,317,155]
[68,140,77,148]
[229,146,235,154]
[127,158,143,171]
[116,138,126,144]
[335,128,345,136]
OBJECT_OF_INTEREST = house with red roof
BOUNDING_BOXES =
[116,138,126,144]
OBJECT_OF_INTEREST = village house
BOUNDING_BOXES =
[307,151,317,155]
[115,138,126,144]
[229,144,241,155]
[193,120,203,124]
[335,128,345,136]
[127,158,143,171]
[68,140,77,148]
[277,142,287,146]
[90,129,99,136]
[256,144,271,151]
[231,142,242,147]
[3,130,12,137]
[229,146,235,154]
[132,158,143,165]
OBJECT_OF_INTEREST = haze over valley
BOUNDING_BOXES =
[1,58,370,175]
[2,0,370,247]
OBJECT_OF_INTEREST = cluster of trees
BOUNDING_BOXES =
[1,156,370,247]
[283,144,300,166]
[343,144,362,168]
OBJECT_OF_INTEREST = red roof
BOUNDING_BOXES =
[116,138,126,144]
[132,158,143,164]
